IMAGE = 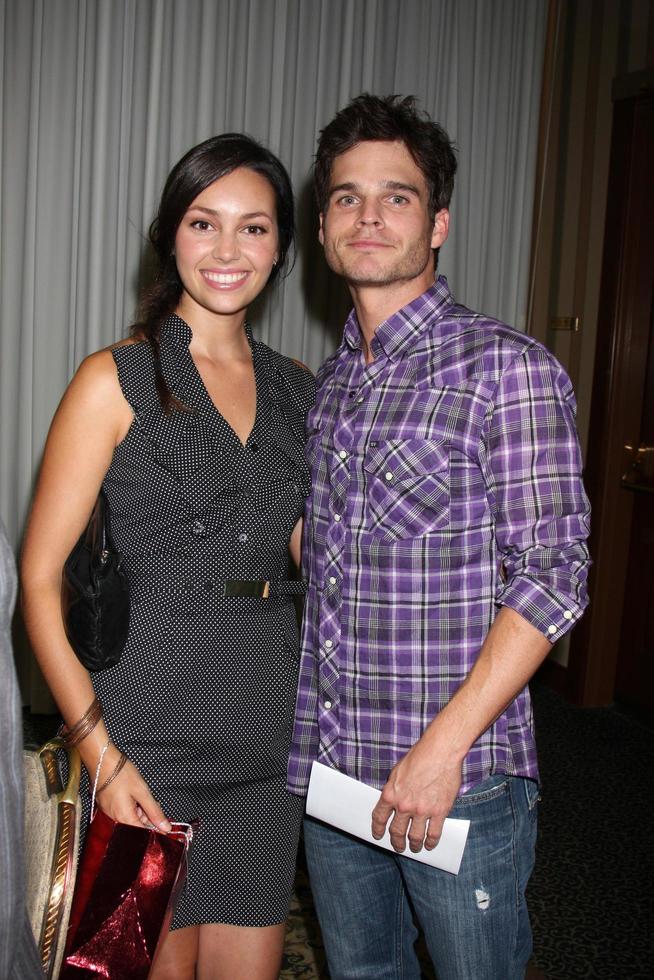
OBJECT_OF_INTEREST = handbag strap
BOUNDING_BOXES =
[85,493,114,563]
[38,737,82,805]
[90,740,111,820]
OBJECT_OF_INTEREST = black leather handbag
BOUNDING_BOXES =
[62,494,130,671]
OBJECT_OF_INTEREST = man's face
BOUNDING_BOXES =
[319,140,448,291]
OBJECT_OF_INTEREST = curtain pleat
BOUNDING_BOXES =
[1,0,547,697]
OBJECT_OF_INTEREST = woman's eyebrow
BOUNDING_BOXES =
[186,205,272,220]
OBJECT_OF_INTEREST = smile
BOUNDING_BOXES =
[201,270,249,287]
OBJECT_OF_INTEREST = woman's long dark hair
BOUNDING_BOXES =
[133,133,295,412]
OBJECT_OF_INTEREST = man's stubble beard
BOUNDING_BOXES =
[323,237,434,289]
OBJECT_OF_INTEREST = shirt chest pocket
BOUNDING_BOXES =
[363,438,451,540]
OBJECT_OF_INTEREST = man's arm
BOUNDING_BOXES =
[372,343,590,852]
[371,606,549,851]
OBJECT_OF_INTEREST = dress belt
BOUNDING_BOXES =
[127,574,306,598]
[223,579,306,598]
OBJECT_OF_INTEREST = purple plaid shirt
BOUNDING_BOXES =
[287,277,590,796]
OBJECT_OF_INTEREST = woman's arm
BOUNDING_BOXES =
[21,349,171,831]
[289,518,303,573]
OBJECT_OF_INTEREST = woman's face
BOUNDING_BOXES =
[174,166,279,324]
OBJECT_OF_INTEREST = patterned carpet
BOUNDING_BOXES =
[526,683,654,980]
[281,863,328,979]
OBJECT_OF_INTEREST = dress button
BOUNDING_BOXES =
[547,625,557,635]
[192,520,206,536]
[249,441,259,452]
[324,639,333,649]
[324,700,332,710]
[563,610,573,620]
[338,450,347,460]
[238,532,248,543]
[328,576,337,585]
[204,580,214,592]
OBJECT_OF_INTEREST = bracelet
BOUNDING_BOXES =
[96,751,128,795]
[61,696,103,747]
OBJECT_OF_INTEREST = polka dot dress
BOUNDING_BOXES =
[91,314,315,929]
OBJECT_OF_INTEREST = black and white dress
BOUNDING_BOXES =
[91,314,314,928]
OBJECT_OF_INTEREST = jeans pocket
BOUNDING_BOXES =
[455,774,509,808]
[523,777,541,813]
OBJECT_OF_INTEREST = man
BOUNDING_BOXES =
[287,94,591,980]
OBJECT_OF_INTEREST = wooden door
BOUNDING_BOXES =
[568,77,654,707]
[615,293,654,710]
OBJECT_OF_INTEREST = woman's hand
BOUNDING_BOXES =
[94,749,172,832]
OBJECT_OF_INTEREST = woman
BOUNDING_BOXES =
[21,134,314,979]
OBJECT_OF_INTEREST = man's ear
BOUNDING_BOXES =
[431,209,450,250]
[318,213,325,246]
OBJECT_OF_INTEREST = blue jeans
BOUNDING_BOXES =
[303,775,539,980]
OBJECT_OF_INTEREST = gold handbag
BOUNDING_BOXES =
[23,738,81,979]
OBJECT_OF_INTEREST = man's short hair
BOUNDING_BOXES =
[314,93,457,218]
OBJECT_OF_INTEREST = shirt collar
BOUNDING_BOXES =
[342,275,455,361]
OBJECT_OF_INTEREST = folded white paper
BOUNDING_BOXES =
[306,761,470,875]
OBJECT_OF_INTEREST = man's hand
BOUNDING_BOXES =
[371,735,463,853]
[371,608,552,853]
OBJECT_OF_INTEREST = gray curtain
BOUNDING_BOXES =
[0,0,547,702]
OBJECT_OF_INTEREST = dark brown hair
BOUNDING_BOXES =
[133,133,295,411]
[314,93,457,219]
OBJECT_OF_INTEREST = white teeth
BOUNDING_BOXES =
[203,271,247,284]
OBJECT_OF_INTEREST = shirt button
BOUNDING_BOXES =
[563,610,573,620]
[333,514,341,522]
[324,639,333,649]
[547,625,557,635]
[356,396,364,404]
[338,450,347,460]
[328,576,337,585]
[192,520,206,535]
[324,700,332,710]
[384,471,393,482]
[238,532,248,543]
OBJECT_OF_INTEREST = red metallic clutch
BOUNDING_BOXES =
[60,808,194,979]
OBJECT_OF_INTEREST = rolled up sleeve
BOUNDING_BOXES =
[481,346,591,642]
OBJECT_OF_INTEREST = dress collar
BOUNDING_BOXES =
[159,313,255,352]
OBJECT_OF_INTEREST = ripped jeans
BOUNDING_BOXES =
[303,775,539,980]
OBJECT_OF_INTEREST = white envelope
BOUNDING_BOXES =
[306,761,470,875]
